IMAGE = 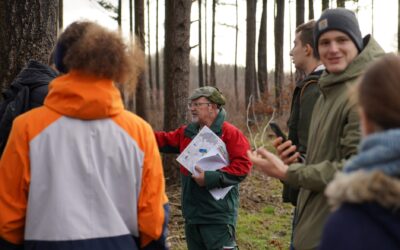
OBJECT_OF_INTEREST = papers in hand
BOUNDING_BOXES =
[176,126,232,200]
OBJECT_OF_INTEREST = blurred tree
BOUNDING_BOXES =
[274,0,285,114]
[337,0,345,7]
[198,0,204,87]
[296,0,305,26]
[309,0,314,19]
[210,0,217,86]
[234,0,240,109]
[246,0,257,106]
[204,0,209,85]
[322,0,329,10]
[164,0,192,181]
[258,0,268,96]
[155,0,161,106]
[0,1,58,89]
[147,0,154,106]
[135,0,148,120]
[59,0,63,33]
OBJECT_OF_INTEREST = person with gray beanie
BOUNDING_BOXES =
[247,8,385,250]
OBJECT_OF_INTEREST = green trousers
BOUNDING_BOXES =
[185,223,238,250]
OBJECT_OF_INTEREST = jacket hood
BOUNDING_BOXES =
[44,70,124,120]
[318,35,385,91]
[14,60,58,87]
[325,171,400,211]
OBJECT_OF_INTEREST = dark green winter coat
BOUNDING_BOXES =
[285,36,385,250]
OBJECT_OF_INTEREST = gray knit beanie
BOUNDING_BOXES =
[314,8,363,56]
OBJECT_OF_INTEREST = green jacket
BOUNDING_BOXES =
[285,36,385,250]
[283,69,323,205]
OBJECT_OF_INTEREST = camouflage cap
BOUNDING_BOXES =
[189,86,226,106]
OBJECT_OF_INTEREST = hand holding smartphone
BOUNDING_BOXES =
[269,122,287,141]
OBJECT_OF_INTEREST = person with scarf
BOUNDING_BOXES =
[319,54,400,250]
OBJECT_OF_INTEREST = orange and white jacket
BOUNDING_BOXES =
[0,71,168,250]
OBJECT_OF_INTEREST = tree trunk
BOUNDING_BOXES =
[135,0,148,120]
[204,0,208,85]
[234,0,239,109]
[296,0,305,26]
[397,0,400,52]
[336,0,345,7]
[58,0,63,33]
[164,0,192,182]
[245,0,257,107]
[0,1,58,89]
[209,0,217,87]
[155,0,161,106]
[198,0,204,87]
[308,0,314,20]
[274,0,284,114]
[147,0,154,106]
[322,0,329,11]
[118,0,122,29]
[257,0,267,96]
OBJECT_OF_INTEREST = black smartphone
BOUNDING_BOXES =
[270,122,287,141]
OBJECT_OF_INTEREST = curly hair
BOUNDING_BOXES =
[56,21,144,84]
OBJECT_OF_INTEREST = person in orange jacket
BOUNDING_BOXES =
[0,21,169,250]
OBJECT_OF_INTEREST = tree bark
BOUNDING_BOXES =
[198,0,204,87]
[155,0,161,106]
[274,0,284,114]
[0,1,58,89]
[147,0,154,106]
[336,0,345,7]
[322,0,329,11]
[309,0,314,20]
[258,0,267,95]
[59,0,63,33]
[234,0,239,109]
[164,0,192,182]
[135,0,148,120]
[209,0,217,87]
[204,0,208,85]
[245,0,257,106]
[296,0,305,26]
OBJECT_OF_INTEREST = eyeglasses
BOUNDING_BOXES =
[187,102,211,108]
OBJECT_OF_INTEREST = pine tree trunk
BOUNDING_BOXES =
[155,0,161,106]
[309,0,314,20]
[258,0,267,95]
[245,0,257,106]
[135,0,148,120]
[58,0,63,33]
[322,0,329,11]
[164,0,192,182]
[336,0,345,7]
[210,0,217,87]
[198,0,204,87]
[274,0,285,114]
[296,0,305,26]
[147,0,154,106]
[204,0,208,85]
[0,1,58,89]
[234,0,239,109]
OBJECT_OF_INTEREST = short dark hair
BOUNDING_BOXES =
[296,20,318,58]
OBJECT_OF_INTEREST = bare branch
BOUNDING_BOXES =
[218,22,236,29]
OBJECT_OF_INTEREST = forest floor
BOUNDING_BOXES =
[166,170,293,250]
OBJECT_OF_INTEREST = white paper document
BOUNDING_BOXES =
[176,126,233,200]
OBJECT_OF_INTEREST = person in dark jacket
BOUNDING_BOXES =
[155,86,252,250]
[319,54,400,250]
[281,20,324,205]
[0,59,58,156]
[248,8,385,249]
